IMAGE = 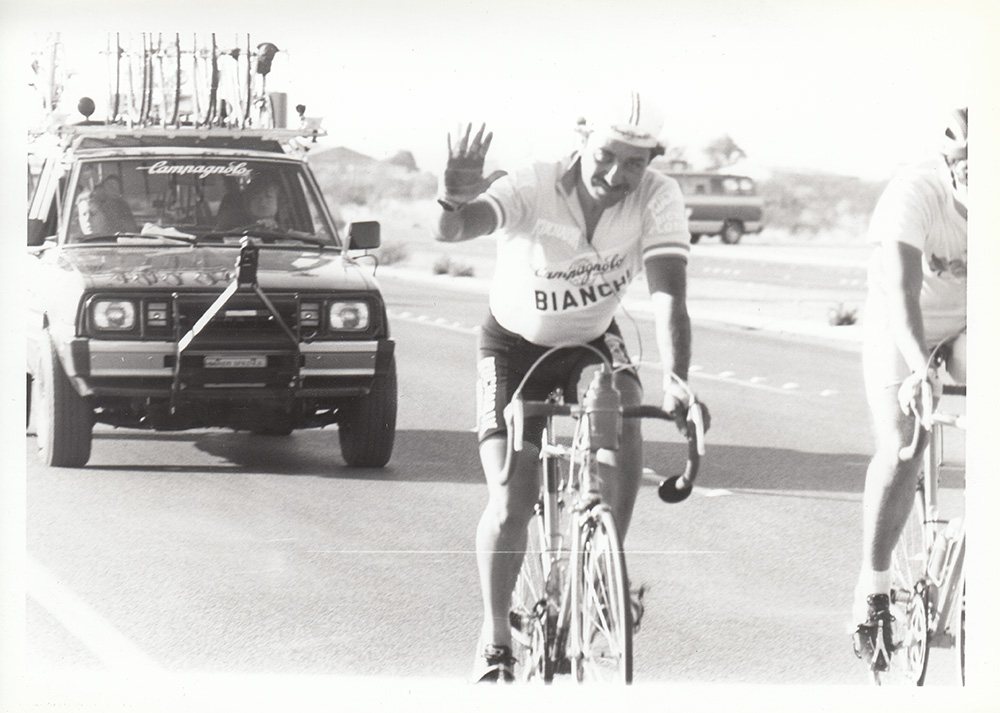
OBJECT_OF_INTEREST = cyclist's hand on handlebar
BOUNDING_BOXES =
[439,123,508,211]
[663,379,688,433]
[663,379,710,436]
[897,371,925,416]
[695,400,711,434]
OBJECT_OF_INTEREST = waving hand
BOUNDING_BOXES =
[439,123,508,211]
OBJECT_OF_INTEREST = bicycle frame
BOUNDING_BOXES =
[507,349,705,683]
[879,354,966,685]
[919,385,966,648]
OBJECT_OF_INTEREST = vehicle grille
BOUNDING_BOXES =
[173,293,300,346]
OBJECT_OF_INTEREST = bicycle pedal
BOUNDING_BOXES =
[630,585,646,633]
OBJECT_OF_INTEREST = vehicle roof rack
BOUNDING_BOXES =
[51,123,326,142]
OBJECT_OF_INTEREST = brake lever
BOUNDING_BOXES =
[658,400,704,504]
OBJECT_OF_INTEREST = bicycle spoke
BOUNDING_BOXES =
[511,503,569,683]
[872,485,930,685]
[573,509,632,683]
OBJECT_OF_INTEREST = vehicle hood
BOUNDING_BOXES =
[53,245,377,292]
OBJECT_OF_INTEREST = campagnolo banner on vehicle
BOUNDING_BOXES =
[138,161,253,179]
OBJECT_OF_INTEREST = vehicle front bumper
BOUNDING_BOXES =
[60,337,393,399]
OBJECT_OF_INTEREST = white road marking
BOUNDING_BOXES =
[388,310,477,335]
[641,468,731,498]
[391,311,844,397]
[26,556,161,675]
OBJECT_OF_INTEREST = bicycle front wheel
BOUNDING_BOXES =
[874,483,930,685]
[571,505,633,683]
[511,506,555,682]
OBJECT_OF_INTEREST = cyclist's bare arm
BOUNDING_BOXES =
[434,200,497,242]
[645,255,692,410]
[434,122,505,243]
[878,241,930,374]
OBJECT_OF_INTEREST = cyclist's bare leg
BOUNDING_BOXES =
[476,434,541,648]
[597,375,643,541]
[861,385,923,575]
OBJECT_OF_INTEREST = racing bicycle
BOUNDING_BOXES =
[871,341,966,685]
[505,345,706,683]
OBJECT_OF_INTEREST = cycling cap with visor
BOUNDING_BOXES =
[940,107,968,161]
[578,90,666,151]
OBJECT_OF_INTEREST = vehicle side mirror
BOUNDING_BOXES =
[28,218,47,247]
[348,221,380,250]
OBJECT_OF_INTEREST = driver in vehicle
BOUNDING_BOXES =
[216,176,281,230]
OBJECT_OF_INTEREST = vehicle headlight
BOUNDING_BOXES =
[329,301,370,331]
[91,300,137,331]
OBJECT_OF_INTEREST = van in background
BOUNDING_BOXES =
[652,161,764,245]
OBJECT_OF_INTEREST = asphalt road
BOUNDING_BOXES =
[17,258,970,711]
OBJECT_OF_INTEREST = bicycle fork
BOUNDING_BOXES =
[541,447,571,668]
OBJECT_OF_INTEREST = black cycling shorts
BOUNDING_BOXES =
[475,312,640,445]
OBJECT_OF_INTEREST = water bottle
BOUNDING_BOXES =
[583,368,621,451]
[927,518,962,584]
[927,531,949,584]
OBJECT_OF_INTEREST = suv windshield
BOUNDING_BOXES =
[66,156,338,245]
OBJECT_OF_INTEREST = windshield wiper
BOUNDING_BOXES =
[73,232,196,245]
[199,227,333,247]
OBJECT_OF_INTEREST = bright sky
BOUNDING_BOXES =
[267,0,987,179]
[8,0,996,181]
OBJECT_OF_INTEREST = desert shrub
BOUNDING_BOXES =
[310,155,437,209]
[828,303,858,326]
[758,172,887,238]
[433,255,475,278]
[376,242,409,266]
[449,262,476,278]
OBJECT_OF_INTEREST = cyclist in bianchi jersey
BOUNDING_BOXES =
[433,91,708,682]
[853,108,968,672]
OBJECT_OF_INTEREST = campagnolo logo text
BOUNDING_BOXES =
[536,254,626,287]
[533,254,631,312]
[140,161,253,179]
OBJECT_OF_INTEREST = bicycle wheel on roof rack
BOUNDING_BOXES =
[571,504,633,683]
[872,482,930,685]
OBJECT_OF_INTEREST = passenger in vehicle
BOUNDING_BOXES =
[95,175,138,232]
[74,189,116,237]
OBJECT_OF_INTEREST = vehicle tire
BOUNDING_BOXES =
[510,505,556,682]
[338,355,397,467]
[251,426,294,436]
[689,234,701,245]
[571,505,633,683]
[721,221,744,245]
[36,337,93,468]
[872,484,929,685]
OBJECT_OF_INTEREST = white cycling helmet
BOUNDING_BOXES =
[940,107,968,161]
[578,89,666,151]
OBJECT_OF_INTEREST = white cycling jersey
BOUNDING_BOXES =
[480,155,690,346]
[866,159,967,343]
